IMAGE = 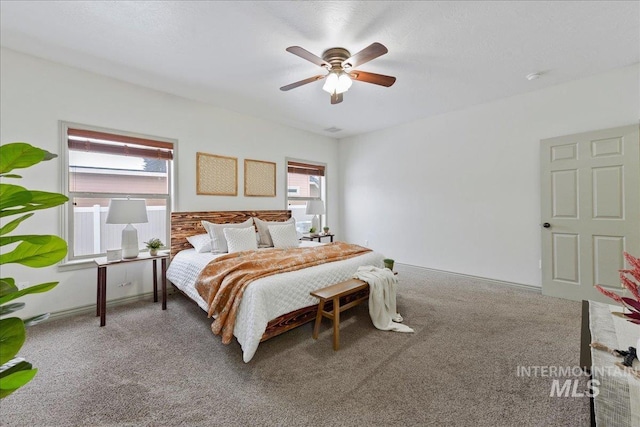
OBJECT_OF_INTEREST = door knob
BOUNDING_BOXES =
[542,222,551,228]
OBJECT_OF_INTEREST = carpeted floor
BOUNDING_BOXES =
[0,266,589,426]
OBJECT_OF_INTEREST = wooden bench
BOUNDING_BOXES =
[310,279,369,351]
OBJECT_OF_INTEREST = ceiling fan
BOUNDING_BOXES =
[280,42,396,104]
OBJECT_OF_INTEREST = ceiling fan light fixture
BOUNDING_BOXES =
[322,72,339,94]
[336,73,352,93]
[322,71,352,94]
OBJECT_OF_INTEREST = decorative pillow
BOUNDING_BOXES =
[254,217,295,247]
[223,227,258,253]
[202,218,254,253]
[186,233,212,253]
[268,223,300,249]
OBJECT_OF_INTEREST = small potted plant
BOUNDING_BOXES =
[145,238,164,256]
[323,226,330,235]
[309,227,316,235]
[384,258,395,271]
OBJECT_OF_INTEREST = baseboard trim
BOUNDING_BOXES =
[395,263,541,293]
[45,268,536,321]
[47,291,166,321]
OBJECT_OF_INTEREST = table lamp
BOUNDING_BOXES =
[106,198,148,259]
[305,199,325,233]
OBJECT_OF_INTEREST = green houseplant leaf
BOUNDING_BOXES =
[0,278,18,298]
[0,282,58,306]
[0,142,67,399]
[0,184,68,218]
[0,318,26,365]
[0,184,32,212]
[0,359,32,379]
[0,236,68,267]
[23,313,51,327]
[0,368,38,398]
[7,190,68,215]
[0,142,54,175]
[0,213,34,236]
[0,302,26,317]
[0,234,54,246]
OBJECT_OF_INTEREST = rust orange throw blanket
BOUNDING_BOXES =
[194,242,372,343]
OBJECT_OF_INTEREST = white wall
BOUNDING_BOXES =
[0,48,338,317]
[339,64,639,287]
[3,47,638,319]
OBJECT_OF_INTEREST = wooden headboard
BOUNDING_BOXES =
[170,210,292,258]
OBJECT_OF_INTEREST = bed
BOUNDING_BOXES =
[166,210,384,362]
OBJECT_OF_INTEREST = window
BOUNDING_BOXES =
[286,159,326,233]
[61,123,175,261]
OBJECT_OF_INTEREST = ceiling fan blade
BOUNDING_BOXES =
[349,70,396,87]
[330,93,343,104]
[280,75,326,91]
[286,46,331,68]
[342,42,388,69]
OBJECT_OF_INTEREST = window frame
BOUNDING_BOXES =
[59,121,178,263]
[285,157,327,231]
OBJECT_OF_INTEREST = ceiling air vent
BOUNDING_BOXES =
[324,127,342,133]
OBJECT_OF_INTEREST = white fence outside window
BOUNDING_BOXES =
[73,205,167,256]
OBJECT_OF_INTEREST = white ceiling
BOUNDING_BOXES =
[1,1,638,138]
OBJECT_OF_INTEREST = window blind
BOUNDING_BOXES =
[67,128,173,160]
[287,161,325,176]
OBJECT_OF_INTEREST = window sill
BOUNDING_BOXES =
[58,258,96,272]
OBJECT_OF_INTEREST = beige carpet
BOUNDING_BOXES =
[0,266,589,426]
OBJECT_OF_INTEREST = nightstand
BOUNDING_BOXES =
[300,233,334,243]
[94,252,169,326]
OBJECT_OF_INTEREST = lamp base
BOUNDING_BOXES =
[312,215,320,232]
[121,224,139,259]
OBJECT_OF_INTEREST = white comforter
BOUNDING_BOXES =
[166,242,384,362]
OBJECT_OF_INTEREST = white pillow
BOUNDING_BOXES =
[223,227,258,253]
[186,233,212,253]
[268,223,300,249]
[254,217,295,247]
[202,218,254,253]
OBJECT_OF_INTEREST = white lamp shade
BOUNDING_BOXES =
[106,199,148,259]
[105,199,149,224]
[306,199,325,215]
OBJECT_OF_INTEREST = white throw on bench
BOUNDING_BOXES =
[353,265,414,333]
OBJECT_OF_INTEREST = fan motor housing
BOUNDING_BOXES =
[322,47,351,69]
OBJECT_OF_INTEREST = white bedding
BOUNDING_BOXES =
[166,241,384,362]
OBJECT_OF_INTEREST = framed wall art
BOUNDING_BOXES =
[244,159,276,197]
[196,152,238,196]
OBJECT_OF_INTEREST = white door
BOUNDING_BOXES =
[541,124,640,302]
